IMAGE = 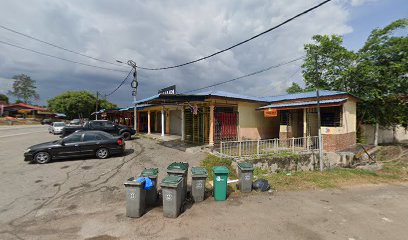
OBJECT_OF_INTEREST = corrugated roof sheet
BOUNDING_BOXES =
[257,98,347,110]
[134,94,160,104]
[189,90,266,102]
[261,90,347,103]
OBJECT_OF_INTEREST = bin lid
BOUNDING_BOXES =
[167,162,189,172]
[161,175,183,187]
[140,168,159,177]
[212,166,229,174]
[124,177,145,186]
[191,167,208,177]
[238,162,254,170]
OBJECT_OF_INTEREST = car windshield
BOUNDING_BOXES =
[54,122,65,127]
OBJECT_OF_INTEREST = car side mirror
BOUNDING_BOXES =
[60,140,65,146]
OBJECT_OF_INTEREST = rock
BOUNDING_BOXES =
[356,162,383,171]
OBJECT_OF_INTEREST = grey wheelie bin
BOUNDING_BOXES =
[167,162,189,201]
[140,168,159,206]
[191,167,208,202]
[161,175,183,218]
[124,177,146,218]
[238,162,254,193]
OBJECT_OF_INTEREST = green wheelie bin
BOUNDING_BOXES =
[140,168,159,206]
[191,167,208,202]
[161,175,184,218]
[167,162,189,201]
[212,166,229,201]
[238,162,254,193]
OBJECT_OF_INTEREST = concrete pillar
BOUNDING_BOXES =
[161,107,165,136]
[147,110,151,134]
[155,111,158,132]
[181,107,185,141]
[166,110,170,134]
[209,105,214,146]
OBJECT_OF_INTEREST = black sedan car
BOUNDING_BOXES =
[24,131,125,164]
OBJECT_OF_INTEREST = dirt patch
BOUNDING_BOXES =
[35,180,42,183]
[85,235,119,240]
[81,166,93,170]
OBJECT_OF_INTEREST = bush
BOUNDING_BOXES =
[200,154,237,180]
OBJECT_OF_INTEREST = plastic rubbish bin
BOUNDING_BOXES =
[238,162,254,193]
[161,175,183,218]
[212,166,229,201]
[191,167,208,202]
[124,177,146,218]
[167,162,189,201]
[140,168,159,206]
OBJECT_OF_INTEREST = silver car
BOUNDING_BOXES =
[50,122,66,135]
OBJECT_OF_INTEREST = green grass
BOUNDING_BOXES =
[265,167,405,191]
[200,154,238,180]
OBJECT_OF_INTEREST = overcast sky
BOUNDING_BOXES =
[0,0,406,107]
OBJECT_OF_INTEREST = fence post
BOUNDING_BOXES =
[291,138,295,153]
[239,141,242,157]
[257,139,260,156]
[220,141,223,155]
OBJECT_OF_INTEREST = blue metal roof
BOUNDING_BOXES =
[257,98,347,110]
[261,90,347,103]
[134,94,160,104]
[189,90,266,102]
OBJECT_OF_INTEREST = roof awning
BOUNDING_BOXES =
[257,98,347,111]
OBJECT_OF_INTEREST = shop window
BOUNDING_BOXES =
[279,110,289,125]
[321,106,342,127]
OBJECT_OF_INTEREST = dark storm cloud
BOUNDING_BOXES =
[0,0,358,106]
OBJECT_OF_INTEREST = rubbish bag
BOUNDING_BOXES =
[252,179,270,192]
[135,177,154,190]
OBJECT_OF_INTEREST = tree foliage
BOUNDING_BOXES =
[286,82,305,94]
[301,18,408,127]
[0,94,8,103]
[47,91,118,119]
[8,74,40,104]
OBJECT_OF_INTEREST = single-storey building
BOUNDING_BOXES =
[102,90,357,152]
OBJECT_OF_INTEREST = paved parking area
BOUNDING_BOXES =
[1,126,408,240]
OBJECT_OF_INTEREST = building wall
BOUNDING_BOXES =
[170,110,182,135]
[320,98,357,135]
[361,124,408,144]
[238,102,279,140]
[323,132,356,152]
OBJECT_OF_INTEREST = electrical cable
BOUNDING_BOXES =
[104,68,134,97]
[0,24,126,68]
[135,0,332,70]
[0,40,129,73]
[181,56,305,94]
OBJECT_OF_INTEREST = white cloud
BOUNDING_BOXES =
[0,0,362,106]
[0,77,13,94]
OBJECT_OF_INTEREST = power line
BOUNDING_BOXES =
[259,65,303,96]
[0,24,126,68]
[182,56,305,94]
[136,0,332,71]
[104,68,134,97]
[0,40,129,73]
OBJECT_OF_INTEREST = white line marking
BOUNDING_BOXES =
[0,130,46,138]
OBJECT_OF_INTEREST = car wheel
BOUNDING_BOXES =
[34,152,51,164]
[121,132,131,141]
[96,148,109,159]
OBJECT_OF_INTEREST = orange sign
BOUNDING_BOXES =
[264,108,277,117]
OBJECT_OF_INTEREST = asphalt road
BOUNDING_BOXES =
[0,126,408,240]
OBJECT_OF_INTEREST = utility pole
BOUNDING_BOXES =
[314,52,324,172]
[128,60,138,133]
[95,91,99,120]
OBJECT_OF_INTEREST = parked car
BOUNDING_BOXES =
[62,120,135,140]
[49,122,66,135]
[41,119,54,125]
[69,119,81,126]
[24,131,125,164]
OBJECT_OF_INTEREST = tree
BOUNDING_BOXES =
[0,94,8,103]
[47,91,117,119]
[286,82,304,94]
[8,74,40,103]
[301,19,408,127]
[302,35,356,92]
